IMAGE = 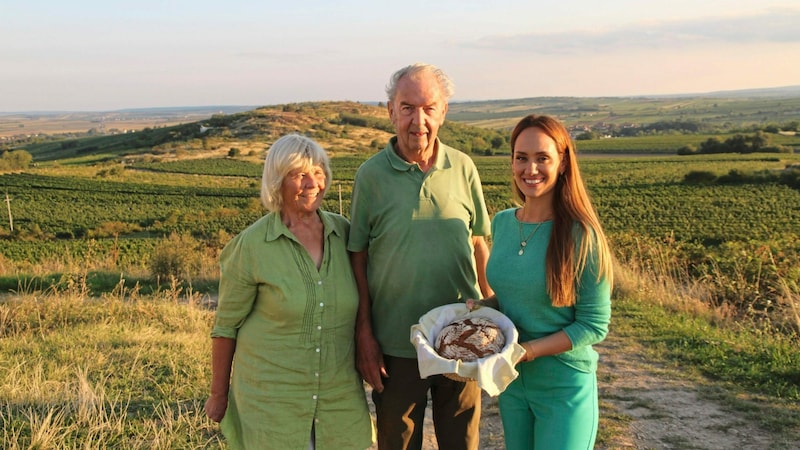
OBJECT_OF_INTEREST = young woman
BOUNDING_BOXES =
[473,114,613,449]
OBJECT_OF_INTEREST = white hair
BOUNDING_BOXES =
[260,134,331,211]
[385,63,455,102]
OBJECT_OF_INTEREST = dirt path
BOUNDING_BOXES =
[366,330,785,449]
[594,333,779,450]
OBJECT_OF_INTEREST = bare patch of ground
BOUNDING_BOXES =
[594,333,787,450]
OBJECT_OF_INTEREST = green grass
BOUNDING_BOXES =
[612,294,800,400]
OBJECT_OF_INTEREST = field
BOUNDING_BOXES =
[2,150,800,448]
[0,107,254,139]
[2,98,800,447]
[2,150,799,325]
[447,95,800,131]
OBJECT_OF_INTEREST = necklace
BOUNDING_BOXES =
[517,220,544,256]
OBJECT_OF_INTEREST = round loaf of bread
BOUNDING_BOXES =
[434,317,506,362]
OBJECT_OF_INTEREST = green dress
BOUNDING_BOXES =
[211,210,374,449]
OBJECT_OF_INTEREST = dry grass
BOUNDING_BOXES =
[0,280,223,449]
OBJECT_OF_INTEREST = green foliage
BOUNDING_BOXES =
[132,157,263,177]
[682,166,800,190]
[2,137,799,340]
[21,121,223,162]
[335,112,394,133]
[437,121,510,154]
[0,150,33,170]
[612,295,800,401]
[683,170,717,184]
[0,172,259,238]
[148,233,204,283]
[695,131,792,155]
[95,164,124,178]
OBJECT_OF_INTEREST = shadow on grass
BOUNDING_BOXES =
[0,271,218,297]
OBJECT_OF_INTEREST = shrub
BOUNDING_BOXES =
[147,232,203,283]
[683,171,717,185]
[0,150,33,171]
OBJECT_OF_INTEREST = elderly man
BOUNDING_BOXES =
[348,63,492,450]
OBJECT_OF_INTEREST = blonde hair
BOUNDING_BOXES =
[260,134,332,212]
[510,114,613,307]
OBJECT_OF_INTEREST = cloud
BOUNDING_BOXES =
[466,8,800,54]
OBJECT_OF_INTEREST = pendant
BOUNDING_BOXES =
[518,248,524,256]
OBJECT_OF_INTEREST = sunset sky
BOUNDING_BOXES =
[2,0,799,111]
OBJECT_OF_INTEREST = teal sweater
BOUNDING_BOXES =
[486,208,611,373]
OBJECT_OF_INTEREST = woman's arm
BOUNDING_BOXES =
[204,337,236,422]
[518,330,572,363]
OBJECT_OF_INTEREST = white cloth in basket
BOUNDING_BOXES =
[410,303,526,397]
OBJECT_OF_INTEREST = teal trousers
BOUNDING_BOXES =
[499,356,598,450]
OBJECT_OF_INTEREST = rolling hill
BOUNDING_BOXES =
[13,101,510,163]
[5,87,800,164]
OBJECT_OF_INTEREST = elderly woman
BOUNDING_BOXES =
[204,134,374,449]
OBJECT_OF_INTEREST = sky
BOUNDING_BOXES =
[2,0,799,112]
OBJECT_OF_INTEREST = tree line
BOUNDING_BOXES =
[677,131,794,155]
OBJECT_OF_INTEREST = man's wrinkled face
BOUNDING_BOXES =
[388,71,448,157]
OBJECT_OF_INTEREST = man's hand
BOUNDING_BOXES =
[466,296,498,311]
[356,326,388,393]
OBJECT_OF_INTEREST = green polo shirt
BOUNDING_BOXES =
[212,210,373,450]
[348,138,491,358]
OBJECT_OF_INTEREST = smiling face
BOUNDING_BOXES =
[387,70,448,160]
[280,164,327,215]
[512,126,564,205]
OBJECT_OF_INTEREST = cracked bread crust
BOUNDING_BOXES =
[434,317,506,361]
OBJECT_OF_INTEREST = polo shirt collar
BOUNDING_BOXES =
[385,136,449,172]
[263,209,343,243]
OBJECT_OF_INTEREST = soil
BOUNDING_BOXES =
[592,333,779,450]
[367,330,786,450]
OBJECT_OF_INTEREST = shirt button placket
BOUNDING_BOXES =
[314,278,324,401]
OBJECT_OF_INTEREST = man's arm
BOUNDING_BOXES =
[350,250,388,392]
[472,235,494,298]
